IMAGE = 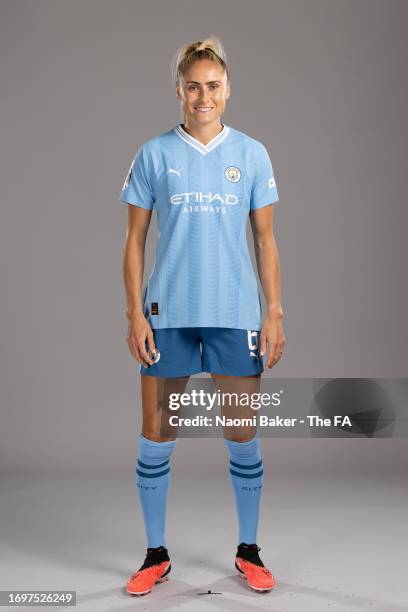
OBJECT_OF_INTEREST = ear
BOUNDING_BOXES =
[225,80,231,100]
[176,84,182,100]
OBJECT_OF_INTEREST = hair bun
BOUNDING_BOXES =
[171,36,229,87]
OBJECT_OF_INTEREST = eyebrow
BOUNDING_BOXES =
[185,80,221,85]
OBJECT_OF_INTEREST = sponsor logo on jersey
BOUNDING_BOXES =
[268,176,276,188]
[170,192,238,206]
[169,191,239,214]
[182,205,227,214]
[225,166,241,182]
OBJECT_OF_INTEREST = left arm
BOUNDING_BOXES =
[250,204,286,369]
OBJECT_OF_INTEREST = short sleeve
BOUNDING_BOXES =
[250,142,279,210]
[118,144,155,210]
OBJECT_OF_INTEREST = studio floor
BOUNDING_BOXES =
[1,468,407,612]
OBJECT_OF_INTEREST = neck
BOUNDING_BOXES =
[181,120,224,145]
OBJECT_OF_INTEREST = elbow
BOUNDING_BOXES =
[254,235,275,252]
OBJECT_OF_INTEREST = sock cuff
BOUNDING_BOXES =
[140,434,177,448]
[223,432,261,458]
[138,434,177,462]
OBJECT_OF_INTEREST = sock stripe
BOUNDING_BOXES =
[137,467,170,479]
[138,459,169,470]
[230,468,264,479]
[230,459,263,470]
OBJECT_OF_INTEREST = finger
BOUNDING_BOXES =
[263,338,273,368]
[267,346,284,369]
[277,342,285,360]
[266,343,280,369]
[127,335,140,363]
[134,346,144,366]
[259,334,267,357]
[146,329,156,356]
[127,331,153,368]
[138,338,155,367]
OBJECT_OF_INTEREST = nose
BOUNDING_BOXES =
[197,94,211,104]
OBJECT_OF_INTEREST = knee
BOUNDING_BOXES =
[142,432,177,443]
[224,428,258,444]
[223,433,261,461]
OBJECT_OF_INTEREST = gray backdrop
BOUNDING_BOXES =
[1,0,407,475]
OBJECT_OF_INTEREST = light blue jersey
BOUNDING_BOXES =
[119,123,279,330]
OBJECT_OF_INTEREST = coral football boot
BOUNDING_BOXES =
[126,546,171,596]
[235,543,276,592]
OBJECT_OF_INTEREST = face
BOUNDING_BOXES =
[176,59,231,127]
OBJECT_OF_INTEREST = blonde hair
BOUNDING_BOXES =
[171,36,230,88]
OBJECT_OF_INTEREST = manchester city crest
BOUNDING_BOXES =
[225,166,241,182]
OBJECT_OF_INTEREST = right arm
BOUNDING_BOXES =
[122,204,156,368]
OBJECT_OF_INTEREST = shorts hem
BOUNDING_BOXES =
[140,367,204,378]
[203,367,264,377]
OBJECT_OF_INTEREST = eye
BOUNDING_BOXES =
[188,85,198,91]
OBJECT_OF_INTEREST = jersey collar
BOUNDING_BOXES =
[174,123,230,155]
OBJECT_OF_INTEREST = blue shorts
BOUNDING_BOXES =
[140,327,264,378]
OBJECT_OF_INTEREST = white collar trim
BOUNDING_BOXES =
[174,123,230,155]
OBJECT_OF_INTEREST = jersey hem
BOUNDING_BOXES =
[146,324,262,331]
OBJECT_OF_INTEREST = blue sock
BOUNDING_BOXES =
[136,434,177,549]
[224,433,263,545]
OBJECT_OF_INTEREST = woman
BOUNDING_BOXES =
[119,36,285,596]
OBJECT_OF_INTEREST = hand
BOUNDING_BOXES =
[259,315,286,369]
[126,313,157,368]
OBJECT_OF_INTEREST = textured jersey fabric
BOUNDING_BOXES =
[119,123,279,330]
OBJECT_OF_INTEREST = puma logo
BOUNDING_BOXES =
[167,168,182,177]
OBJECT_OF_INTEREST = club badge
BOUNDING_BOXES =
[225,166,241,182]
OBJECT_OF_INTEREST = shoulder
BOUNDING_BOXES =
[227,126,269,157]
[133,128,176,159]
[134,134,158,156]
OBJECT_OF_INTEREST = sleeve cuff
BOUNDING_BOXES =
[251,194,279,210]
[118,197,153,210]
